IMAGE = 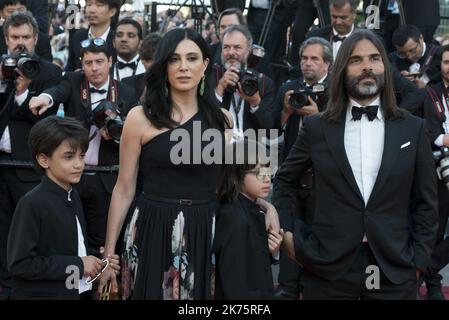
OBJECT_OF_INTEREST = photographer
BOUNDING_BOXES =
[0,11,62,300]
[29,40,137,252]
[0,0,52,61]
[272,37,331,299]
[421,44,449,300]
[389,25,441,89]
[208,24,275,138]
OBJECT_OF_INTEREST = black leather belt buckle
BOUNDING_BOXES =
[179,199,193,205]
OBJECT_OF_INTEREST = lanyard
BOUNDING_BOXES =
[231,94,243,130]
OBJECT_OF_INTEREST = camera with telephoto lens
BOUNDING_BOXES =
[433,146,449,190]
[289,83,327,110]
[1,45,40,81]
[92,101,124,144]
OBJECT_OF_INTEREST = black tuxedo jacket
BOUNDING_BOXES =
[0,26,52,62]
[306,25,363,44]
[7,176,91,299]
[0,56,62,181]
[389,43,441,86]
[43,72,138,193]
[213,195,275,300]
[122,73,145,103]
[66,28,116,71]
[423,81,447,147]
[26,0,49,35]
[272,110,438,284]
[207,64,275,131]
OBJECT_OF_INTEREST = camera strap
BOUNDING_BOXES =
[419,45,438,78]
[231,94,243,130]
[426,85,447,121]
[80,77,118,109]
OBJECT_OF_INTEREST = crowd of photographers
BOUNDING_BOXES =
[0,0,448,300]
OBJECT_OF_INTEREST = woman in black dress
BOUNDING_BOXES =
[99,28,232,300]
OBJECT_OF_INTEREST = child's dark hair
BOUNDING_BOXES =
[217,139,269,204]
[29,116,89,175]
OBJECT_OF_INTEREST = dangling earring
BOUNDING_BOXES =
[164,82,169,97]
[199,75,205,96]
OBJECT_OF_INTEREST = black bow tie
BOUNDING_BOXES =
[89,87,107,94]
[117,61,137,70]
[351,105,379,121]
[333,35,346,43]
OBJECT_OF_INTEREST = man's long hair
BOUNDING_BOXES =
[322,30,404,123]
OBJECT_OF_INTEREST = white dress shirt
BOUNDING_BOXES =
[88,26,110,41]
[113,54,146,81]
[344,97,384,206]
[0,87,31,153]
[332,24,355,60]
[434,91,449,147]
[215,90,259,140]
[67,188,92,294]
[84,79,110,166]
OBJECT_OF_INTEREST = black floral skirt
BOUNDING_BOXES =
[120,196,216,300]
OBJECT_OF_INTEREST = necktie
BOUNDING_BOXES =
[117,61,137,70]
[89,87,107,94]
[333,35,346,43]
[351,105,379,121]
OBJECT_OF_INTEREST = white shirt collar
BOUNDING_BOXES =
[305,73,328,86]
[333,24,355,37]
[89,76,110,91]
[117,54,140,64]
[421,42,427,59]
[88,26,111,41]
[347,96,383,122]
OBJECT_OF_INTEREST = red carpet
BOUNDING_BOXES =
[419,286,449,300]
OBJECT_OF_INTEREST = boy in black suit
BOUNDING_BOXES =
[7,116,108,299]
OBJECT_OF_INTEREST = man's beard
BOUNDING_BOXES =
[345,71,385,101]
[222,54,243,70]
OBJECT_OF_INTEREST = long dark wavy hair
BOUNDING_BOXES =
[322,30,404,123]
[143,28,229,130]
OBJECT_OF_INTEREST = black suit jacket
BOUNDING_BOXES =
[122,73,145,103]
[26,0,49,35]
[66,28,116,71]
[43,72,138,193]
[389,43,441,86]
[272,110,438,284]
[306,25,363,44]
[0,56,62,182]
[423,81,447,147]
[213,195,275,300]
[0,26,52,62]
[207,64,275,131]
[7,176,90,300]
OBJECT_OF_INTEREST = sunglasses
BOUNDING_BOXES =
[81,38,106,49]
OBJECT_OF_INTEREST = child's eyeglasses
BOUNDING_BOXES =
[85,258,109,284]
[245,169,273,181]
[81,38,106,49]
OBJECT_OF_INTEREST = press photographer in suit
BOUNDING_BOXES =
[29,40,138,251]
[0,11,62,300]
[273,36,332,299]
[273,30,438,299]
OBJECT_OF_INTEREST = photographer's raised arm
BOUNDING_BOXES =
[29,76,73,116]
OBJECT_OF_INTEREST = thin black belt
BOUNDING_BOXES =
[143,193,210,205]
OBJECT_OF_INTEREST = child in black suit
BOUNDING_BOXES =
[7,116,116,299]
[213,139,284,299]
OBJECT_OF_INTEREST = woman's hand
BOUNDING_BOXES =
[256,198,280,233]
